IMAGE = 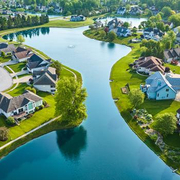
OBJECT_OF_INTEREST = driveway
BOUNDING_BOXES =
[0,67,13,92]
[13,75,32,84]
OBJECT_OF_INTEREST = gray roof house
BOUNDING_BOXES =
[0,91,43,119]
[27,54,51,73]
[164,48,180,63]
[0,43,16,56]
[33,67,57,94]
[70,15,86,22]
[116,27,131,37]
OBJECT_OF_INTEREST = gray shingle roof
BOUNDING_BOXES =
[0,91,42,113]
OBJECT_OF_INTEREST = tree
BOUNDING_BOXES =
[161,7,173,17]
[17,35,25,44]
[25,86,36,94]
[1,51,6,57]
[55,77,87,122]
[100,30,106,39]
[108,31,116,42]
[6,116,16,125]
[129,89,144,108]
[51,60,62,78]
[132,27,137,35]
[0,127,8,141]
[152,113,177,136]
[123,22,130,28]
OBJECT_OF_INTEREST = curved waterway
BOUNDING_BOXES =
[1,26,179,180]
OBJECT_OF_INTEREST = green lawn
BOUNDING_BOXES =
[0,56,11,63]
[8,83,28,96]
[84,28,180,172]
[6,62,26,73]
[164,63,180,74]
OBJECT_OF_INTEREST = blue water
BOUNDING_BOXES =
[0,25,179,180]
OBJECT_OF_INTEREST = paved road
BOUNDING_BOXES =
[0,67,13,92]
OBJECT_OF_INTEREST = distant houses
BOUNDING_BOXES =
[134,56,165,75]
[108,18,123,31]
[117,7,126,15]
[70,15,86,22]
[117,27,131,37]
[129,5,143,15]
[33,67,58,94]
[143,28,165,41]
[0,91,43,119]
[164,48,180,63]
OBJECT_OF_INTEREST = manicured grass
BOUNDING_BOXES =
[84,28,180,172]
[0,56,11,63]
[7,62,26,73]
[164,133,180,148]
[164,63,180,74]
[8,83,29,96]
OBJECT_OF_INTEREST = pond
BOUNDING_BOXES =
[1,22,179,180]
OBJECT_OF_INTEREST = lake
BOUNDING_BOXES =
[1,19,179,180]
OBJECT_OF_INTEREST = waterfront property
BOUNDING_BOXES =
[33,67,58,94]
[135,56,165,75]
[116,27,131,37]
[0,90,43,119]
[27,54,51,73]
[108,18,123,31]
[12,47,34,62]
[117,7,126,15]
[140,71,180,100]
[164,48,180,63]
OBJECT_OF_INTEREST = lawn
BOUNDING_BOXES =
[6,62,26,73]
[164,63,180,74]
[84,28,180,172]
[0,56,11,63]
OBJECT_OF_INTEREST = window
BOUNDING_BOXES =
[166,89,169,92]
[157,93,159,97]
[167,94,169,97]
[19,108,23,113]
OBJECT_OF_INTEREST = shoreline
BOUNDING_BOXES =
[83,28,180,175]
[0,20,86,159]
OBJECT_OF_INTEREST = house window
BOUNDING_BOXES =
[166,89,169,92]
[167,94,169,97]
[19,108,23,113]
[157,93,159,97]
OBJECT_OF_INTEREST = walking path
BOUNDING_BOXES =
[0,115,61,151]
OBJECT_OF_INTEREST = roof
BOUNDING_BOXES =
[177,108,180,114]
[0,91,42,113]
[0,43,8,49]
[145,72,176,94]
[0,44,16,53]
[27,54,50,70]
[164,48,180,60]
[33,67,57,86]
[166,73,180,91]
[13,49,33,60]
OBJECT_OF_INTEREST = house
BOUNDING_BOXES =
[176,33,180,43]
[117,7,126,15]
[27,54,51,73]
[12,47,34,62]
[116,27,131,37]
[140,72,177,100]
[143,28,165,41]
[0,43,16,56]
[70,15,86,22]
[0,91,43,119]
[135,56,165,75]
[33,67,58,94]
[129,5,143,15]
[164,48,180,63]
[108,18,123,31]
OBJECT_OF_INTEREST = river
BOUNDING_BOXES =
[0,22,179,180]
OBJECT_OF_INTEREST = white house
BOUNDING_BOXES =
[0,43,16,56]
[33,67,58,94]
[117,7,126,15]
[116,27,131,37]
[0,91,43,119]
[143,28,165,41]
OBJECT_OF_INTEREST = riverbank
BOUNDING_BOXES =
[83,28,180,174]
[0,22,84,158]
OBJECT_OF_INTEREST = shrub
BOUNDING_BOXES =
[0,127,8,141]
[40,105,44,109]
[27,114,33,119]
[6,116,16,125]
[108,31,116,42]
[25,87,36,94]
[35,106,40,111]
[43,100,47,106]
[1,51,6,57]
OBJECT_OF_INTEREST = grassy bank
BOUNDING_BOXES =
[84,28,180,173]
[0,21,84,158]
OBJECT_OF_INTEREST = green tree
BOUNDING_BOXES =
[161,6,173,17]
[6,116,16,125]
[51,60,62,78]
[0,127,8,141]
[108,31,116,42]
[100,30,106,39]
[25,86,36,94]
[129,89,144,108]
[132,27,137,35]
[152,113,177,136]
[123,22,130,28]
[17,35,25,44]
[55,77,87,122]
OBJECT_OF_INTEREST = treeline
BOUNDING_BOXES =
[0,14,49,30]
[140,0,180,10]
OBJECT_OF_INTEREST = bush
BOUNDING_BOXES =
[6,116,16,125]
[40,105,44,109]
[108,31,116,42]
[1,51,6,58]
[25,87,36,94]
[35,107,40,111]
[27,114,33,119]
[0,127,8,141]
[43,100,47,106]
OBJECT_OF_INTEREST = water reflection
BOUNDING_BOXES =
[108,43,115,49]
[3,27,50,40]
[56,126,87,162]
